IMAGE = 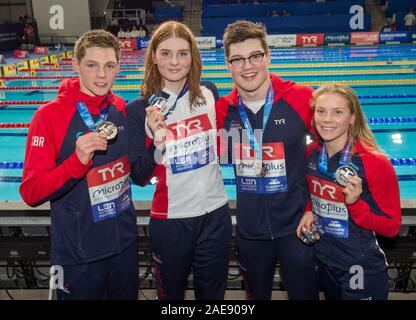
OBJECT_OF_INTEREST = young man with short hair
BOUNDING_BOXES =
[20,30,138,300]
[216,20,319,300]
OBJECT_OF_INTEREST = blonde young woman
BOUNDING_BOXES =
[126,21,231,300]
[297,83,402,300]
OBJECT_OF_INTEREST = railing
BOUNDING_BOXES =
[38,34,79,46]
[106,9,146,26]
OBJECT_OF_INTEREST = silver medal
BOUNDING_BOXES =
[334,165,357,186]
[96,121,118,140]
[301,227,321,245]
[150,96,169,117]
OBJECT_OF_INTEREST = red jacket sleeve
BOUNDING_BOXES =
[215,97,230,163]
[347,153,402,237]
[19,106,91,207]
[283,84,315,135]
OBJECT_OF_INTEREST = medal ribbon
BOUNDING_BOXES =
[76,99,109,131]
[318,139,357,179]
[150,83,189,120]
[237,84,274,162]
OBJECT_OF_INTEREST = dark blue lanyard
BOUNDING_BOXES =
[76,100,109,131]
[318,140,357,179]
[237,85,274,161]
[161,83,189,120]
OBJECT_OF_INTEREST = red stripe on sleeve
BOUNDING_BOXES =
[150,165,168,218]
[282,83,315,134]
[215,97,231,160]
[347,152,402,237]
[112,95,127,117]
[19,103,91,206]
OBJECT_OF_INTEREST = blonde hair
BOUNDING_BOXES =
[310,83,382,155]
[223,20,269,58]
[141,21,204,108]
[74,29,120,62]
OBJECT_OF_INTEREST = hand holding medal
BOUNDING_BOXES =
[334,164,358,187]
[76,100,118,142]
[342,174,362,205]
[148,95,169,118]
[96,121,118,141]
[75,131,108,165]
[75,101,116,164]
[146,95,168,148]
[318,140,361,203]
[296,211,321,245]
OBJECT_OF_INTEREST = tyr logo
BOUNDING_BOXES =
[171,119,203,138]
[302,36,317,44]
[97,162,124,181]
[241,145,274,159]
[311,180,337,200]
[274,119,286,125]
[119,40,132,49]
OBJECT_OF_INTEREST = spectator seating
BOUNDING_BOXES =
[202,13,371,36]
[202,0,365,18]
[386,0,416,16]
[393,11,415,30]
[154,6,183,20]
[204,0,329,5]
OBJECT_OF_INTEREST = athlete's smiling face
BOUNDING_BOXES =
[153,37,192,93]
[226,38,271,100]
[314,92,355,150]
[73,46,119,96]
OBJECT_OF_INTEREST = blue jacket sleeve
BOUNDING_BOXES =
[126,98,158,186]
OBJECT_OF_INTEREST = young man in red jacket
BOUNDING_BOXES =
[216,20,319,299]
[20,30,138,300]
